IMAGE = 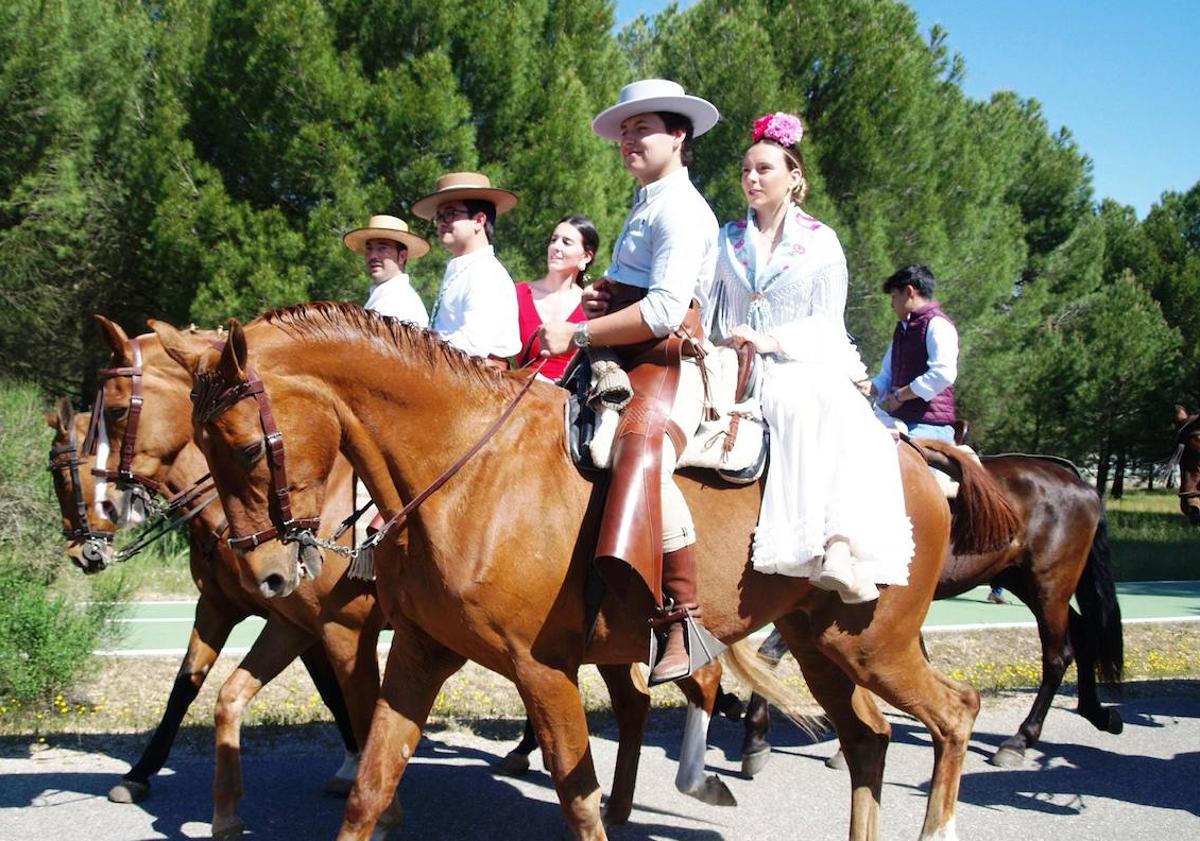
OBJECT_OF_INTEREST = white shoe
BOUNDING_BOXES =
[837,566,881,605]
[811,539,855,591]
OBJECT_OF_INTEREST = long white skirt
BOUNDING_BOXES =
[751,359,914,585]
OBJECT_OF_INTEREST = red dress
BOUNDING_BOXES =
[515,282,587,380]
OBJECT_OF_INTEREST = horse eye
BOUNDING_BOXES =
[239,440,266,468]
[106,406,130,422]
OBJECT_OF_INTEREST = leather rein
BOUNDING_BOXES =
[194,354,548,563]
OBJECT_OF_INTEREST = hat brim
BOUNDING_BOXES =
[410,188,519,221]
[342,228,431,260]
[592,95,719,141]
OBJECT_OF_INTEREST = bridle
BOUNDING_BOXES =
[1175,413,1200,501]
[47,421,115,568]
[73,336,222,561]
[193,353,548,568]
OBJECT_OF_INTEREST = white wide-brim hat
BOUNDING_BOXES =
[342,215,430,260]
[592,79,719,141]
[410,172,519,221]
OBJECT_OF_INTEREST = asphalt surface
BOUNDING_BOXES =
[2,687,1196,840]
[102,582,1200,656]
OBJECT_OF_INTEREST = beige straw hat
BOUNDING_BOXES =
[410,172,519,221]
[342,215,430,260]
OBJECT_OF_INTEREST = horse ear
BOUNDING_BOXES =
[150,318,207,374]
[94,314,132,364]
[45,397,74,434]
[219,319,249,384]
[1175,404,1190,426]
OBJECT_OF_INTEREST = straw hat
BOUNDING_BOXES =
[410,172,519,221]
[592,79,720,142]
[342,215,430,260]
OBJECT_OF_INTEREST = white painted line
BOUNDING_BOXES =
[923,616,1200,633]
[96,642,397,658]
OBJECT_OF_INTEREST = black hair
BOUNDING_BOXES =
[881,264,937,298]
[555,214,601,286]
[464,199,497,243]
[657,111,695,167]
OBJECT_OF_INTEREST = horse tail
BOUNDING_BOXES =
[918,440,1022,555]
[720,636,822,738]
[1073,512,1125,687]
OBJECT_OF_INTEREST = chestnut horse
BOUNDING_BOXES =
[69,318,389,840]
[1173,405,1200,523]
[47,400,360,803]
[155,303,1018,841]
[77,318,734,830]
[741,448,1124,772]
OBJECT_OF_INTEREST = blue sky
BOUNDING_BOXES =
[615,1,1198,218]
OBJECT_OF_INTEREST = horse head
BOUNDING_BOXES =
[153,316,341,598]
[1174,404,1200,525]
[46,398,114,573]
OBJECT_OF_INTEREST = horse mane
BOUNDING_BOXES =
[254,301,518,394]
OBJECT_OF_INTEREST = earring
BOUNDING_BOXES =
[578,262,588,271]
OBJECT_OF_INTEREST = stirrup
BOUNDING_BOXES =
[647,604,727,688]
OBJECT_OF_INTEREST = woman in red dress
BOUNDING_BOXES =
[515,215,598,380]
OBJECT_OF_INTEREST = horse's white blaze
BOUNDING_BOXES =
[92,415,112,522]
[674,702,710,794]
[921,817,959,841]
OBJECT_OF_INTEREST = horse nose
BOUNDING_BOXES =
[259,572,291,598]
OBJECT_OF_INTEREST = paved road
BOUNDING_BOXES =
[1,688,1196,840]
[101,581,1200,656]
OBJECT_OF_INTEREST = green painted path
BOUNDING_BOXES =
[99,581,1200,656]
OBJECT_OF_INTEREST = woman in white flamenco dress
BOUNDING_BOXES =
[707,112,913,603]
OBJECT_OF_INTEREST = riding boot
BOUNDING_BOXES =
[649,545,715,685]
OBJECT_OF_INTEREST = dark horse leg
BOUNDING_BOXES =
[740,627,789,777]
[1069,516,1125,735]
[299,644,360,795]
[109,596,237,803]
[496,717,540,775]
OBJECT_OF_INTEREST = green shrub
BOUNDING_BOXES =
[0,379,129,703]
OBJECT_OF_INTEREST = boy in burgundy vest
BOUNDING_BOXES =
[865,264,959,444]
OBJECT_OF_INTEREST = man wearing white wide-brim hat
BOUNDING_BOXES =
[539,79,721,686]
[411,171,521,367]
[343,214,431,328]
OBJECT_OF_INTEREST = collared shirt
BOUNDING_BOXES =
[363,272,429,328]
[431,245,521,358]
[871,315,959,400]
[606,167,719,337]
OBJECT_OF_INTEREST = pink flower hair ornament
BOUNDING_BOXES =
[752,112,803,148]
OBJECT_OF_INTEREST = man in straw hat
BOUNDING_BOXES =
[343,214,431,326]
[411,172,521,367]
[539,79,721,685]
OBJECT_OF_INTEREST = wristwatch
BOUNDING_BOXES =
[571,322,591,349]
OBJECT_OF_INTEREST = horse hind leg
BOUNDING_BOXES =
[673,660,736,807]
[741,692,773,777]
[594,663,650,824]
[495,717,539,776]
[298,644,360,795]
[1069,607,1123,735]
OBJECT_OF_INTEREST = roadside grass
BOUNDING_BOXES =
[1106,490,1200,581]
[2,623,1195,739]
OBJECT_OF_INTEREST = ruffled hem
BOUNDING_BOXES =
[751,516,914,586]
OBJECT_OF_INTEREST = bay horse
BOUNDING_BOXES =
[154,303,1019,841]
[61,318,390,840]
[47,399,361,803]
[740,447,1124,772]
[1173,405,1200,523]
[75,318,737,829]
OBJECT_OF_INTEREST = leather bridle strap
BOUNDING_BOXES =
[87,338,167,494]
[47,434,115,545]
[198,369,319,552]
[1176,415,1200,500]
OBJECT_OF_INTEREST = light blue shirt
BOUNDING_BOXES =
[606,167,718,337]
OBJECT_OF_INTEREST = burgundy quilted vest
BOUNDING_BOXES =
[889,302,956,425]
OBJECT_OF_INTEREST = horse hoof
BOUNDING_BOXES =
[494,750,531,776]
[1105,709,1124,735]
[108,778,150,804]
[989,744,1026,768]
[324,774,354,796]
[602,800,632,826]
[741,746,771,778]
[824,749,848,771]
[211,815,246,841]
[692,774,737,807]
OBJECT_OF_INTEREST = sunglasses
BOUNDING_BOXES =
[434,208,471,225]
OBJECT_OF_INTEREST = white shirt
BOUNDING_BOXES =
[431,245,521,358]
[606,167,718,337]
[363,272,429,328]
[871,315,959,400]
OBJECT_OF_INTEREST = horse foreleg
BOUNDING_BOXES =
[298,643,359,795]
[741,692,773,777]
[515,661,607,841]
[211,617,313,841]
[339,619,463,841]
[595,663,649,824]
[111,595,237,803]
[672,660,735,806]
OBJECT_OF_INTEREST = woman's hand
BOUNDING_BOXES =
[538,321,577,356]
[855,379,876,399]
[729,324,780,355]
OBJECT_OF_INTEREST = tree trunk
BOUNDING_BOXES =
[1095,440,1111,498]
[1111,450,1126,499]
[1146,461,1154,492]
